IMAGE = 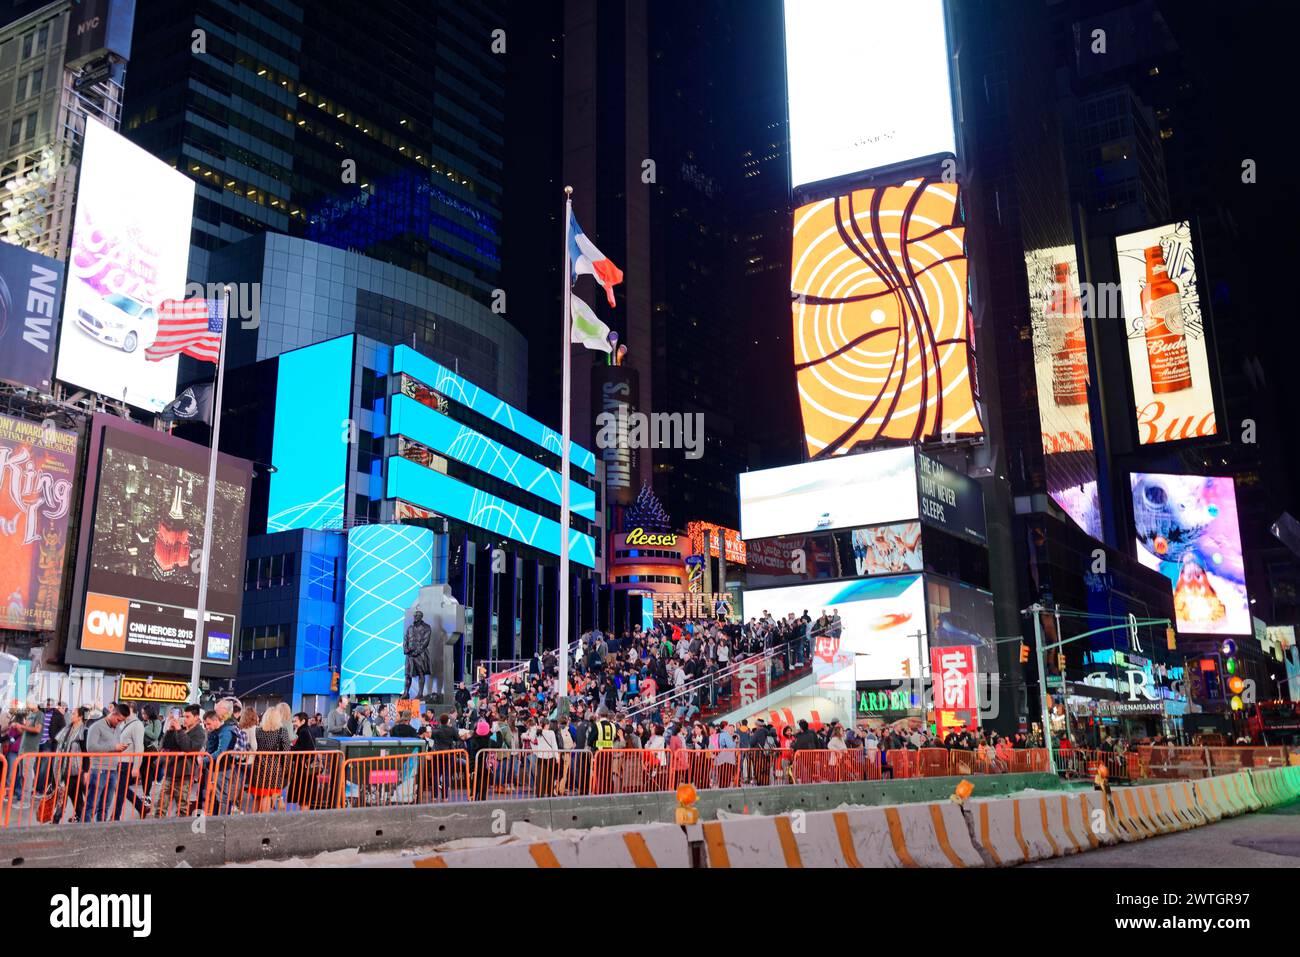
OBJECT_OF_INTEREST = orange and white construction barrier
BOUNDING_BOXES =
[700,802,984,868]
[411,823,690,869]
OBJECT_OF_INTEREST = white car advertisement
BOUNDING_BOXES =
[55,117,196,412]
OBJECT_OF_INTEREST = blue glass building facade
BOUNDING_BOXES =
[237,528,346,713]
[227,332,604,708]
[206,233,526,409]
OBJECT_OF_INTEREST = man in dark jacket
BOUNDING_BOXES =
[389,710,420,738]
[156,704,206,817]
[791,719,819,753]
[427,713,463,798]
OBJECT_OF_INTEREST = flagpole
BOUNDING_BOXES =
[558,186,573,709]
[188,286,230,705]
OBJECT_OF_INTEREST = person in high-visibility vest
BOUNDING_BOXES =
[591,708,618,794]
[593,708,618,749]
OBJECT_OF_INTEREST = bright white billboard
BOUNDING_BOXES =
[739,445,918,541]
[783,0,956,189]
[1116,221,1217,446]
[56,117,196,412]
[744,573,927,681]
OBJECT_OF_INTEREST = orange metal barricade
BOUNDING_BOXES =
[1060,748,1127,782]
[791,749,868,784]
[1008,748,1050,773]
[946,749,979,776]
[916,748,951,777]
[737,747,779,786]
[342,750,466,807]
[886,749,916,779]
[1205,746,1289,772]
[204,750,343,816]
[592,748,673,795]
[1133,745,1208,779]
[472,748,575,800]
[1,751,213,828]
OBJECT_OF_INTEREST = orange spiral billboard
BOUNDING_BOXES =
[791,178,981,457]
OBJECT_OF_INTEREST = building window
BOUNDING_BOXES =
[8,121,21,149]
[21,32,32,60]
[245,553,295,589]
[16,68,43,102]
[36,25,48,56]
[241,624,287,656]
[306,554,337,601]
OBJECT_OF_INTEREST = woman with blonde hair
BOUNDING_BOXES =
[250,707,289,814]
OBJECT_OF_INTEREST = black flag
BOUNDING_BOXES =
[160,383,213,424]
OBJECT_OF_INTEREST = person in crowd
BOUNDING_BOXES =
[207,699,247,815]
[113,702,147,820]
[84,705,124,822]
[532,718,561,797]
[11,703,41,806]
[154,705,206,819]
[51,706,89,824]
[389,710,419,738]
[326,698,350,737]
[250,707,290,814]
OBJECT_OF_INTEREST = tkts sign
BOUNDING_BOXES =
[930,646,977,713]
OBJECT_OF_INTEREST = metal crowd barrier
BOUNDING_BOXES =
[341,750,469,807]
[2,744,1293,828]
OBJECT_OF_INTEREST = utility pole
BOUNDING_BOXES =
[1026,603,1057,774]
[1056,603,1071,748]
[912,629,927,730]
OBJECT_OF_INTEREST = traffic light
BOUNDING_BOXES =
[1166,626,1177,651]
[1221,639,1241,711]
[1019,643,1030,664]
[330,671,340,693]
[1057,652,1067,672]
[901,659,912,678]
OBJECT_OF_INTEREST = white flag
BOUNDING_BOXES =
[570,292,613,353]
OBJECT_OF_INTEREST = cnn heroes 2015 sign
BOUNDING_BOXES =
[1115,222,1218,446]
[739,447,985,544]
[69,416,252,676]
[783,0,956,189]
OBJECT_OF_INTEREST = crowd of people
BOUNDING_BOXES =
[1,698,319,822]
[0,612,1224,819]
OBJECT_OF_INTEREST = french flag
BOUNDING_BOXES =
[568,213,624,308]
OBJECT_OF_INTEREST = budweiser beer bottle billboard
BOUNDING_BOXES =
[1141,245,1193,394]
[1049,262,1089,406]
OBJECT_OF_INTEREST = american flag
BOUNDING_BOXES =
[144,298,226,363]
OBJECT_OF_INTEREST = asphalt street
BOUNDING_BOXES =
[1028,798,1300,868]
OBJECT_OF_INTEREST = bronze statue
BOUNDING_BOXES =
[404,610,432,697]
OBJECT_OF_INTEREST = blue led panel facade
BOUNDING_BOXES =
[390,393,596,521]
[341,524,435,694]
[393,345,595,474]
[387,456,595,568]
[268,335,355,531]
